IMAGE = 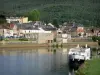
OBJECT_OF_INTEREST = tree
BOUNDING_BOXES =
[0,14,6,24]
[92,36,100,42]
[78,33,81,36]
[52,18,59,28]
[28,9,40,21]
[91,29,94,33]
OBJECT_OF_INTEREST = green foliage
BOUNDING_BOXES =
[53,38,56,42]
[4,38,9,41]
[52,18,59,28]
[91,48,97,51]
[27,9,40,21]
[92,36,97,42]
[0,0,100,27]
[92,36,100,46]
[0,14,6,24]
[19,38,28,41]
[0,39,3,41]
[78,33,81,36]
[75,61,90,75]
[92,36,100,42]
[53,49,56,53]
[81,59,100,75]
[56,44,58,48]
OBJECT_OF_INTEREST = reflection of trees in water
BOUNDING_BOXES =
[50,48,68,74]
[91,48,100,58]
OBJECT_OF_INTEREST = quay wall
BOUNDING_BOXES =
[0,41,98,48]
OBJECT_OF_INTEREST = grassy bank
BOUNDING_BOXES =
[86,58,100,75]
[75,58,100,75]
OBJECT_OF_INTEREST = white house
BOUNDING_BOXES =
[57,28,71,43]
[0,29,13,38]
[6,17,28,23]
[62,34,71,43]
[19,27,54,43]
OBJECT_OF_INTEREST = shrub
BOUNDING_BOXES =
[19,38,28,41]
[53,38,56,42]
[92,36,100,42]
[92,36,97,42]
[4,38,9,41]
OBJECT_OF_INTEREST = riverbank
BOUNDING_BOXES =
[75,58,100,75]
[0,41,98,49]
[0,43,49,49]
[63,42,98,48]
[85,58,100,75]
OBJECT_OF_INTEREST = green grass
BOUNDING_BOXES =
[85,58,100,75]
[76,58,100,75]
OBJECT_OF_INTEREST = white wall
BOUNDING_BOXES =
[6,17,28,23]
[63,39,67,43]
[3,29,13,37]
[6,18,20,23]
[38,33,54,43]
[62,34,67,38]
[20,30,51,34]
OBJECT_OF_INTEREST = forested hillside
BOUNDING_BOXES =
[0,0,100,26]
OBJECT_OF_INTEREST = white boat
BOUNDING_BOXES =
[68,44,91,61]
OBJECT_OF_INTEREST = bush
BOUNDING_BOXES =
[92,36,97,42]
[53,38,56,42]
[4,38,9,41]
[92,36,100,42]
[19,38,28,41]
[92,36,100,46]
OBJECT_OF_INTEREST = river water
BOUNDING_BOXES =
[0,48,70,75]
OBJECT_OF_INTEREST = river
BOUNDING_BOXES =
[0,48,70,75]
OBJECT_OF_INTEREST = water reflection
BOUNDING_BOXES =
[91,48,100,58]
[0,48,69,75]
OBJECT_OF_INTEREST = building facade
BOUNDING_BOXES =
[6,17,28,23]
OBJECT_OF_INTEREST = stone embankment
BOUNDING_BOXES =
[0,41,98,49]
